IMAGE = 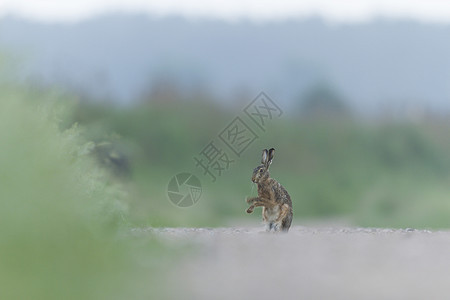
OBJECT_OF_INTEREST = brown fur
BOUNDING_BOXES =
[246,148,293,232]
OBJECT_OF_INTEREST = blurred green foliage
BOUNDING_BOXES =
[0,86,178,299]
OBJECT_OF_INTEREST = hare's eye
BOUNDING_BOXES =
[259,169,263,173]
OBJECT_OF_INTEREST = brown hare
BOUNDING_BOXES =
[246,148,293,232]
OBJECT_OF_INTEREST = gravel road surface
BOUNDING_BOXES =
[135,226,450,300]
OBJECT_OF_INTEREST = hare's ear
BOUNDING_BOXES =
[261,149,269,165]
[267,148,275,166]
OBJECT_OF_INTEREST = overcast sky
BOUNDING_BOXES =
[1,0,450,23]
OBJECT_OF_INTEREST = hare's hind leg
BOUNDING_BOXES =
[281,212,292,232]
[281,206,293,232]
[262,207,272,232]
[266,222,275,232]
[274,204,292,232]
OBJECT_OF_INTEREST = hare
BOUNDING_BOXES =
[246,148,293,232]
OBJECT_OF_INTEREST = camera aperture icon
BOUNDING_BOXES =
[167,173,202,207]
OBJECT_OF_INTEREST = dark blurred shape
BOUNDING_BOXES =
[94,140,131,177]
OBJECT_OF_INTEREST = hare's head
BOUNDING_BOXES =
[252,148,275,183]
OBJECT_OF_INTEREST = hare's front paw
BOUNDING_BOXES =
[246,196,257,204]
[246,205,255,214]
